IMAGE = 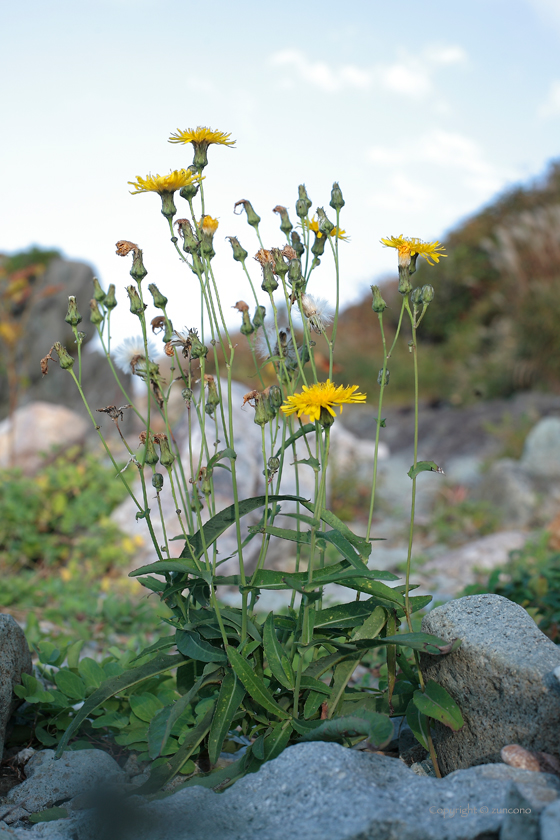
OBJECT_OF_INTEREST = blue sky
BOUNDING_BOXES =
[2,0,559,340]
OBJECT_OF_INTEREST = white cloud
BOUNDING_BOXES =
[538,79,560,117]
[269,44,466,98]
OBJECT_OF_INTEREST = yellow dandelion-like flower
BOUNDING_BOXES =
[281,379,367,423]
[303,216,349,241]
[381,235,446,266]
[168,126,236,147]
[128,169,203,195]
[200,215,219,236]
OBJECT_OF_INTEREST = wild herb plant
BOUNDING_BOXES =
[39,126,463,789]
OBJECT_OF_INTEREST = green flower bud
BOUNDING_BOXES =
[316,207,335,237]
[92,277,106,303]
[148,284,168,310]
[329,182,345,211]
[253,392,272,426]
[421,284,435,304]
[234,199,261,229]
[398,267,412,296]
[160,191,177,220]
[288,259,304,292]
[261,262,278,293]
[53,342,74,370]
[130,249,148,283]
[181,388,193,406]
[296,185,312,219]
[200,467,213,496]
[371,285,387,313]
[318,407,335,429]
[377,368,390,386]
[268,456,280,472]
[180,180,199,202]
[156,435,176,468]
[272,205,293,236]
[200,216,218,260]
[268,385,283,409]
[291,231,305,258]
[140,432,159,466]
[127,285,147,316]
[227,236,248,263]
[410,287,423,306]
[204,376,220,416]
[240,311,254,336]
[152,473,164,492]
[65,296,82,327]
[311,234,327,258]
[189,329,208,360]
[177,219,200,255]
[104,284,117,310]
[271,248,289,278]
[253,305,266,329]
[89,299,103,326]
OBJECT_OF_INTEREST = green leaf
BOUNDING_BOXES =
[304,651,357,680]
[263,613,295,690]
[13,673,54,704]
[298,456,321,470]
[351,606,387,641]
[207,671,246,765]
[264,720,293,761]
[227,647,290,720]
[129,692,165,723]
[36,641,65,667]
[28,807,68,824]
[66,640,85,670]
[299,676,331,694]
[304,690,326,719]
[55,654,184,757]
[300,710,393,748]
[78,658,106,690]
[176,630,227,664]
[327,655,363,717]
[298,502,372,559]
[337,578,405,608]
[397,594,433,616]
[407,460,444,480]
[314,601,388,631]
[54,670,86,701]
[274,424,315,460]
[380,633,459,655]
[405,699,430,750]
[90,712,129,730]
[129,636,176,664]
[413,680,464,731]
[320,529,369,572]
[206,448,237,470]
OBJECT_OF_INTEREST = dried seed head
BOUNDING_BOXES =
[115,240,139,257]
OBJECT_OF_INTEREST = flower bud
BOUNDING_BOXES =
[65,296,82,327]
[234,199,261,229]
[130,249,148,282]
[227,236,248,263]
[189,329,208,360]
[398,267,412,296]
[204,375,221,416]
[288,258,303,289]
[139,431,159,466]
[200,216,219,259]
[160,191,177,220]
[253,391,273,426]
[176,218,200,255]
[268,456,280,472]
[311,234,327,258]
[180,180,199,202]
[240,310,254,336]
[290,231,305,259]
[296,185,312,219]
[271,248,289,279]
[410,287,423,306]
[155,434,176,468]
[377,368,390,386]
[318,407,335,429]
[253,305,266,329]
[104,284,118,310]
[127,285,147,316]
[92,277,106,303]
[371,285,387,313]
[272,205,293,236]
[421,284,435,304]
[53,342,74,370]
[89,299,104,326]
[316,207,335,237]
[261,262,278,293]
[267,384,283,409]
[329,182,345,212]
[152,472,164,492]
[148,283,168,310]
[181,388,193,406]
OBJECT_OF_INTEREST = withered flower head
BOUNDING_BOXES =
[115,240,140,257]
[254,249,275,268]
[233,300,249,313]
[151,316,167,334]
[282,245,297,261]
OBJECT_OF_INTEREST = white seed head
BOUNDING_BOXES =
[300,294,332,333]
[113,336,158,374]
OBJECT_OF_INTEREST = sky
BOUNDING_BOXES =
[2,0,560,342]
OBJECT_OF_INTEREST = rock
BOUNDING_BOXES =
[0,616,32,760]
[0,749,124,824]
[541,797,560,840]
[500,784,540,840]
[521,416,560,480]
[502,745,560,776]
[417,530,528,599]
[420,594,560,775]
[471,459,537,526]
[0,402,89,474]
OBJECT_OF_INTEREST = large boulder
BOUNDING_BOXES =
[0,616,32,759]
[420,594,560,775]
[0,402,89,474]
[521,416,560,480]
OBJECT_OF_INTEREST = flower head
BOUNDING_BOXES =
[282,379,367,423]
[128,169,202,195]
[300,294,332,334]
[302,216,349,241]
[168,126,236,148]
[381,235,446,267]
[200,215,219,236]
[113,336,157,375]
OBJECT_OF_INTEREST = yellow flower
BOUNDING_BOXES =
[128,169,202,195]
[281,379,367,422]
[381,235,446,266]
[302,216,349,241]
[168,126,236,147]
[200,215,219,236]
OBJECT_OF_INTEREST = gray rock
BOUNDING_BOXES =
[541,796,560,840]
[521,416,560,480]
[420,594,560,775]
[0,402,89,474]
[0,749,124,824]
[472,458,537,526]
[499,784,540,840]
[0,616,32,760]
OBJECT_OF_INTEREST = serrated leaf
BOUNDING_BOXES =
[227,648,290,720]
[176,630,227,664]
[54,670,86,701]
[207,671,246,765]
[405,698,430,750]
[263,613,295,690]
[55,654,184,757]
[413,680,464,731]
[407,460,445,480]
